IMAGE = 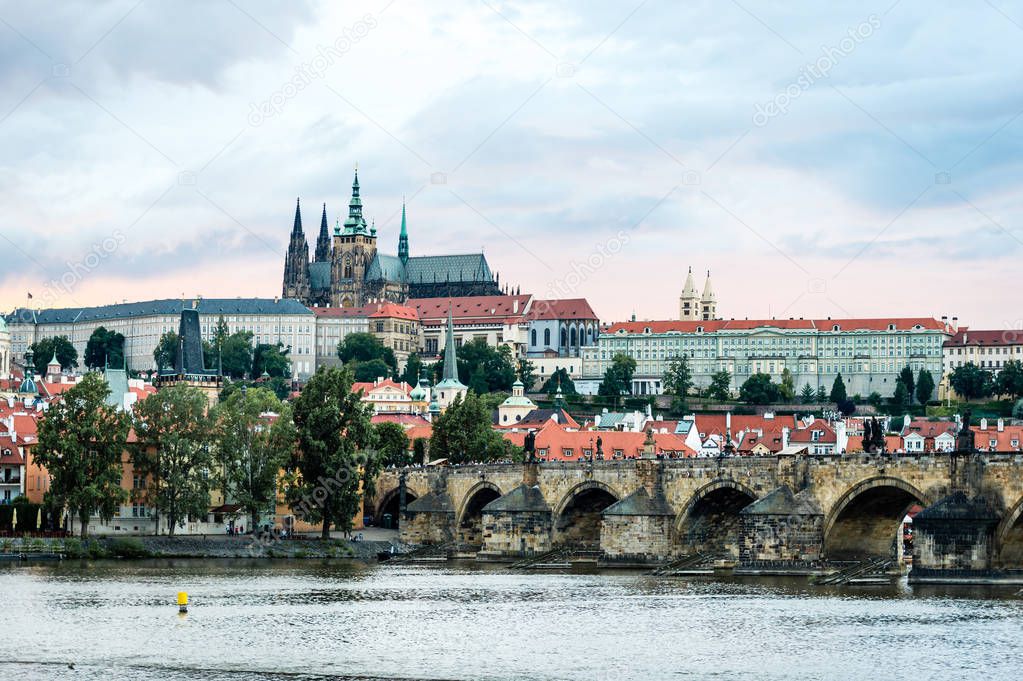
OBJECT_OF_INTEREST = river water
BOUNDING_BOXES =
[1,559,1020,681]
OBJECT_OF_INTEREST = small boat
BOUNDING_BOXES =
[377,550,394,562]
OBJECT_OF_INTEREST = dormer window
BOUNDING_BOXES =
[697,326,704,333]
[888,324,897,331]
[832,325,840,331]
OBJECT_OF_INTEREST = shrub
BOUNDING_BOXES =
[107,537,151,559]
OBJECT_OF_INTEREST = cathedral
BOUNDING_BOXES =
[282,170,504,307]
[678,267,717,321]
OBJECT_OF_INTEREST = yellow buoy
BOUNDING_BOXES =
[177,592,188,613]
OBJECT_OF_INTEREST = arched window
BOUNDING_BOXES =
[544,328,551,346]
[560,328,567,347]
[570,327,577,347]
[531,329,537,346]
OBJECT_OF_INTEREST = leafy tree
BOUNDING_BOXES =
[892,379,910,407]
[598,353,637,397]
[468,365,490,395]
[950,362,994,401]
[540,368,578,396]
[286,366,375,538]
[430,392,516,463]
[133,386,216,536]
[816,386,828,403]
[898,366,916,403]
[353,358,392,383]
[412,437,428,465]
[663,356,693,398]
[154,331,179,371]
[916,369,936,405]
[34,373,130,538]
[400,353,423,386]
[1013,399,1023,420]
[779,368,796,402]
[84,326,125,369]
[480,391,510,412]
[212,316,230,348]
[212,387,295,532]
[253,342,291,378]
[995,360,1023,400]
[799,383,816,404]
[373,421,411,468]
[837,398,856,416]
[518,358,537,391]
[220,331,254,379]
[739,373,781,405]
[448,338,516,392]
[867,391,883,409]
[707,370,732,401]
[337,332,397,376]
[829,373,848,404]
[28,336,78,374]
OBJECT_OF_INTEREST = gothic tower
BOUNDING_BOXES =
[314,202,331,262]
[398,199,409,264]
[679,266,700,321]
[282,198,310,301]
[331,168,378,307]
[701,270,717,321]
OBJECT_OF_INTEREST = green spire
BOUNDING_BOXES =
[443,306,458,382]
[398,198,409,263]
[342,166,368,235]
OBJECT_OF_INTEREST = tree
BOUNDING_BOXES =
[598,353,637,397]
[450,338,516,393]
[154,331,179,371]
[995,360,1023,400]
[837,398,856,416]
[916,369,936,405]
[739,373,781,405]
[816,386,828,403]
[518,358,537,391]
[213,387,295,532]
[799,383,816,404]
[220,331,254,379]
[1013,399,1023,420]
[540,368,578,396]
[468,365,490,395]
[84,326,125,369]
[132,386,215,536]
[867,391,883,409]
[373,421,411,468]
[430,392,516,463]
[337,332,397,376]
[779,368,796,402]
[353,358,392,383]
[707,370,732,401]
[829,373,848,404]
[663,356,693,398]
[400,353,423,386]
[950,362,994,401]
[892,379,910,407]
[287,366,375,538]
[898,366,916,403]
[34,373,130,538]
[253,342,290,378]
[28,336,78,374]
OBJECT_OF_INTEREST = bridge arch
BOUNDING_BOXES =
[823,476,931,561]
[454,481,504,546]
[552,481,621,548]
[674,480,758,558]
[995,495,1023,566]
[374,485,421,529]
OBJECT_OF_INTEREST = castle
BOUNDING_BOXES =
[282,170,503,307]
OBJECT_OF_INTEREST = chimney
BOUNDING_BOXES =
[781,426,790,449]
[951,316,959,332]
[998,418,1004,432]
[980,417,988,431]
[513,299,519,314]
[941,315,948,332]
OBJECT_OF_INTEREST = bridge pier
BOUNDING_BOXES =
[738,485,824,566]
[910,491,1001,582]
[477,467,552,560]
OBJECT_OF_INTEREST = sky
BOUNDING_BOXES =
[1,0,1022,328]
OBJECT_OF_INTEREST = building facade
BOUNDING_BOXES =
[312,302,421,372]
[5,298,316,378]
[282,170,504,308]
[0,317,9,379]
[579,317,948,397]
[679,268,717,321]
[940,327,1023,398]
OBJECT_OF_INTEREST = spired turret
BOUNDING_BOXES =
[701,270,717,321]
[679,266,700,321]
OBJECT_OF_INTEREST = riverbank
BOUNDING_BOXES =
[0,531,405,562]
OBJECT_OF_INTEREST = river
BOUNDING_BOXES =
[1,559,1020,680]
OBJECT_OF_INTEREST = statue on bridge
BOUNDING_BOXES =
[956,410,976,453]
[524,430,536,463]
[863,417,886,454]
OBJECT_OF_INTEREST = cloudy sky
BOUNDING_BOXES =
[1,0,1021,327]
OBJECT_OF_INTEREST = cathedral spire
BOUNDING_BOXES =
[343,166,368,235]
[314,202,331,262]
[398,198,409,263]
[441,305,462,385]
[292,197,303,236]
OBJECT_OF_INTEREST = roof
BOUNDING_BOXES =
[603,317,945,334]
[311,302,416,320]
[788,422,837,444]
[526,299,598,321]
[6,298,312,325]
[741,485,822,516]
[352,379,411,396]
[944,329,1021,347]
[365,254,407,283]
[482,483,549,513]
[369,303,418,320]
[603,488,674,517]
[406,253,493,284]
[309,261,331,290]
[900,419,956,438]
[503,419,695,460]
[409,295,532,324]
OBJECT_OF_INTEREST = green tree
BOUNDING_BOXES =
[598,353,637,397]
[892,379,910,407]
[84,326,125,369]
[663,356,693,398]
[353,358,392,383]
[739,373,781,405]
[253,342,291,378]
[28,336,78,374]
[517,358,537,391]
[707,370,732,401]
[950,362,994,401]
[779,368,796,402]
[220,331,254,379]
[916,369,936,405]
[867,391,883,409]
[540,367,578,396]
[898,366,915,404]
[995,360,1023,399]
[337,333,397,376]
[213,387,295,532]
[468,365,490,395]
[212,316,230,348]
[799,383,816,404]
[449,338,516,392]
[133,386,216,536]
[829,373,848,404]
[816,386,828,403]
[286,366,375,538]
[34,373,130,538]
[430,392,516,464]
[1013,399,1023,420]
[400,353,423,386]
[373,421,411,468]
[154,331,178,371]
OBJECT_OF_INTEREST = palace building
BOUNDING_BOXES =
[282,169,503,308]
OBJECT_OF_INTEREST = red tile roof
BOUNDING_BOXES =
[944,329,1022,347]
[971,424,1023,452]
[900,419,956,438]
[526,299,598,321]
[409,295,531,324]
[352,379,411,396]
[604,317,945,334]
[369,303,418,320]
[502,420,695,460]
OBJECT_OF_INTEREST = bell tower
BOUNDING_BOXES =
[332,167,378,307]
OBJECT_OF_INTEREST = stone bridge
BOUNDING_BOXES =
[370,452,1023,578]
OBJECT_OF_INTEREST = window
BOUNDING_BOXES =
[531,329,537,346]
[544,329,551,345]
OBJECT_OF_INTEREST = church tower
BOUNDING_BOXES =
[331,168,378,307]
[701,270,717,321]
[398,199,409,264]
[314,202,331,262]
[679,266,700,321]
[282,198,310,301]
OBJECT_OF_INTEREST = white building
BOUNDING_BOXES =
[0,316,10,379]
[941,325,1023,398]
[5,298,316,379]
[579,317,949,397]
